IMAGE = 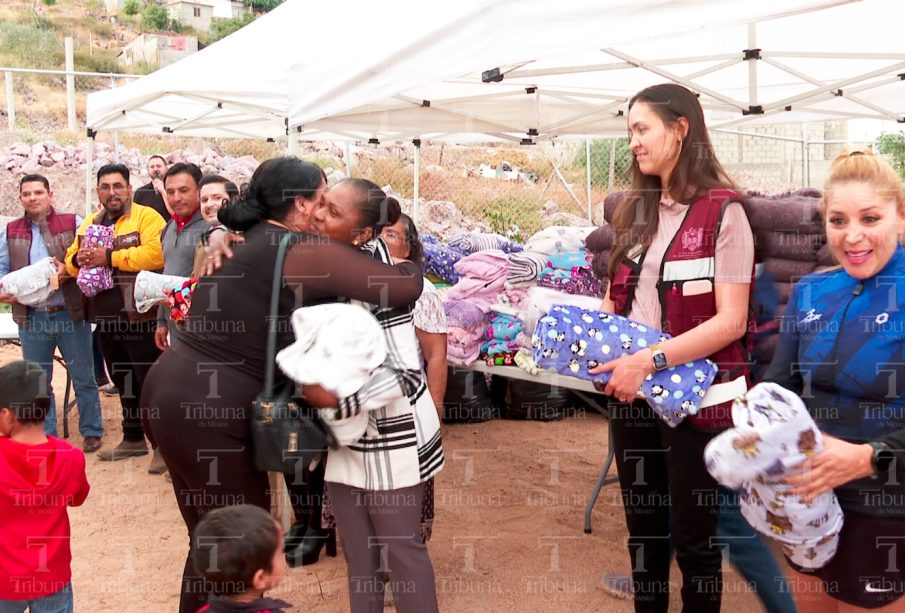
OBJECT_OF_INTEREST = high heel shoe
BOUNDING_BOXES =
[283,520,309,554]
[286,527,337,567]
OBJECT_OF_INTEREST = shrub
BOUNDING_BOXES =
[209,13,255,42]
[244,0,284,13]
[123,0,140,16]
[41,0,57,6]
[141,4,169,32]
[572,138,633,188]
[0,22,63,69]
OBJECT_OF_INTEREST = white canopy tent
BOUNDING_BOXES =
[87,0,905,144]
[285,0,905,142]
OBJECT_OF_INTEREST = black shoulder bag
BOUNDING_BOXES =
[251,232,336,473]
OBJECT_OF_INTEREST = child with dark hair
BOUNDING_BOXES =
[193,505,291,613]
[0,360,90,612]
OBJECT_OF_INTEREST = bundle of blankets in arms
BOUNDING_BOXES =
[76,224,115,297]
[531,304,719,427]
[0,257,58,305]
[704,382,843,569]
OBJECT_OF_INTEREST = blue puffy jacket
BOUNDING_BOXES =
[765,246,905,516]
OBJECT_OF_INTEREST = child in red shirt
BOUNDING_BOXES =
[0,360,90,612]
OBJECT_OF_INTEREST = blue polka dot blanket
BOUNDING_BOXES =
[531,305,718,427]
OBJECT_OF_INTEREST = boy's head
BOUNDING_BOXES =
[193,504,285,597]
[0,361,50,434]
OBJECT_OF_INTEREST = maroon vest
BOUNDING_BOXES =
[6,207,85,327]
[610,190,754,429]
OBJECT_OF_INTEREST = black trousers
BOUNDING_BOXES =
[610,400,723,613]
[95,319,160,443]
[143,345,271,613]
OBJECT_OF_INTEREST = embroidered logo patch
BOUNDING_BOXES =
[681,228,704,251]
[800,309,822,324]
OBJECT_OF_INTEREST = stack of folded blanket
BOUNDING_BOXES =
[422,235,467,284]
[444,299,486,365]
[448,232,524,255]
[536,250,601,297]
[444,249,509,313]
[506,250,548,287]
[481,311,523,360]
[523,225,593,255]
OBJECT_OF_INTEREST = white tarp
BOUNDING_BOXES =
[88,0,905,142]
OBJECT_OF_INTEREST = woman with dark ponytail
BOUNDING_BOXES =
[142,159,425,613]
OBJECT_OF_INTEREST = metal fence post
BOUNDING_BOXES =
[85,133,95,217]
[608,138,617,190]
[413,139,421,222]
[344,141,352,177]
[801,122,811,187]
[585,139,592,223]
[4,71,14,130]
[65,37,76,131]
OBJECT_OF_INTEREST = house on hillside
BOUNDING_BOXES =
[208,0,246,18]
[118,33,199,69]
[165,1,214,32]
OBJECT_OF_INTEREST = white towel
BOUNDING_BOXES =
[704,382,843,569]
[133,270,190,313]
[0,257,57,306]
[276,303,386,398]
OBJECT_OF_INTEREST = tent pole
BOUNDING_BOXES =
[85,133,95,217]
[747,23,758,110]
[287,128,298,156]
[585,139,592,224]
[413,139,421,222]
[344,142,352,177]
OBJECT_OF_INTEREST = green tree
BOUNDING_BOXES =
[243,0,284,13]
[209,12,255,42]
[123,0,140,17]
[141,3,170,31]
[875,132,905,179]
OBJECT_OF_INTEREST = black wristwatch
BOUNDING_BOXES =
[650,344,668,372]
[868,441,895,476]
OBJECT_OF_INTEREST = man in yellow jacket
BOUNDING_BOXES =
[66,163,165,463]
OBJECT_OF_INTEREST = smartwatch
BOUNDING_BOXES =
[868,441,895,475]
[650,344,668,372]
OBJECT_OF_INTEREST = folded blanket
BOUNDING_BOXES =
[276,303,386,398]
[704,382,843,569]
[545,250,591,271]
[603,192,626,224]
[523,226,593,255]
[484,352,517,366]
[537,267,601,297]
[506,250,548,285]
[0,257,57,306]
[448,232,523,255]
[447,340,481,366]
[481,339,520,356]
[423,241,467,284]
[585,224,614,253]
[448,324,485,347]
[532,305,718,426]
[453,249,509,281]
[134,270,191,313]
[746,191,822,233]
[443,299,486,330]
[487,311,523,341]
[444,276,507,313]
[492,286,529,312]
[76,224,114,298]
[520,286,603,334]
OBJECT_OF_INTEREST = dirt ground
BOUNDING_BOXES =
[0,343,770,612]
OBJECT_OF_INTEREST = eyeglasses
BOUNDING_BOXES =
[382,231,403,241]
[98,183,129,192]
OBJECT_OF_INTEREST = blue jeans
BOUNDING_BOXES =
[18,310,104,439]
[717,488,796,613]
[0,583,73,613]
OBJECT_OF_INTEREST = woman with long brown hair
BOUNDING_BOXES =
[590,83,756,612]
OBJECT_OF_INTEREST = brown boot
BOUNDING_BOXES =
[97,439,148,461]
[148,448,167,474]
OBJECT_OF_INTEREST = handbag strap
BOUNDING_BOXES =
[262,231,295,395]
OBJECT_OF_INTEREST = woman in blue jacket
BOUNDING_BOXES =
[765,149,905,612]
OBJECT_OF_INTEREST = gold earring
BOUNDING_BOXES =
[352,239,359,246]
